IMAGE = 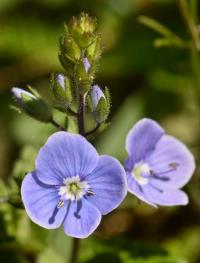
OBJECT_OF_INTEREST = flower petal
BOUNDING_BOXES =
[36,132,99,185]
[85,155,127,215]
[21,172,68,229]
[127,174,156,207]
[127,174,188,206]
[146,135,195,189]
[126,118,164,164]
[143,185,189,206]
[63,199,101,238]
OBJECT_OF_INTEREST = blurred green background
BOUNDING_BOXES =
[0,0,200,262]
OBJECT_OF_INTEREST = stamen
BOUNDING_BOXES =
[86,189,94,196]
[149,183,163,193]
[169,162,179,170]
[57,199,64,209]
[149,162,179,181]
[58,175,92,201]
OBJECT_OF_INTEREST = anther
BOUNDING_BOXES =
[86,189,94,196]
[169,162,179,170]
[57,199,64,209]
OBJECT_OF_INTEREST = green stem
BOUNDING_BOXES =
[191,0,198,23]
[190,45,200,128]
[69,237,80,263]
[50,118,65,131]
[77,93,85,135]
[178,0,200,151]
[85,123,101,137]
[177,0,200,49]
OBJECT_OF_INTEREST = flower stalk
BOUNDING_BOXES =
[70,238,80,263]
[77,93,85,135]
[177,0,200,152]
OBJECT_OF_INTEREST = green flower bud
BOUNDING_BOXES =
[86,35,102,62]
[69,12,97,48]
[12,87,52,123]
[59,34,81,63]
[90,85,110,123]
[51,73,72,107]
[76,58,93,94]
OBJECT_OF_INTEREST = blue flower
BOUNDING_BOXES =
[21,132,127,238]
[124,118,195,207]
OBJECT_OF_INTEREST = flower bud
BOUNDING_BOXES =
[51,74,72,107]
[76,58,92,94]
[83,57,90,73]
[69,13,97,48]
[12,87,52,123]
[86,35,102,62]
[90,85,109,123]
[59,34,81,63]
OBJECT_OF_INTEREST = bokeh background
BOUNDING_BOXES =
[0,0,200,262]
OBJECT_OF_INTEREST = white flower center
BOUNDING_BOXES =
[132,162,150,185]
[58,175,90,201]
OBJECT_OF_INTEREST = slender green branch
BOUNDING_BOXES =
[190,45,200,125]
[67,107,78,117]
[138,15,187,48]
[50,118,65,131]
[177,0,200,49]
[85,123,101,137]
[177,0,200,151]
[191,0,198,24]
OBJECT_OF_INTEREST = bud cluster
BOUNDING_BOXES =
[59,13,102,94]
[12,13,111,137]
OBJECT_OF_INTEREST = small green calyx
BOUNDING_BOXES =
[75,60,93,94]
[22,94,52,123]
[11,86,52,123]
[51,73,72,107]
[86,35,102,62]
[95,87,111,123]
[95,97,109,123]
[59,34,81,64]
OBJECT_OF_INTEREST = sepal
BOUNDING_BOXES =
[12,87,52,123]
[51,73,72,107]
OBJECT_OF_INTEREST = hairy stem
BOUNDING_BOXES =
[77,93,85,135]
[69,238,80,263]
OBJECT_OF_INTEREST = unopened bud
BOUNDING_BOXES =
[51,74,72,107]
[83,57,90,73]
[76,58,92,94]
[69,13,97,48]
[86,35,102,62]
[90,85,109,123]
[12,87,52,123]
[59,34,81,63]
